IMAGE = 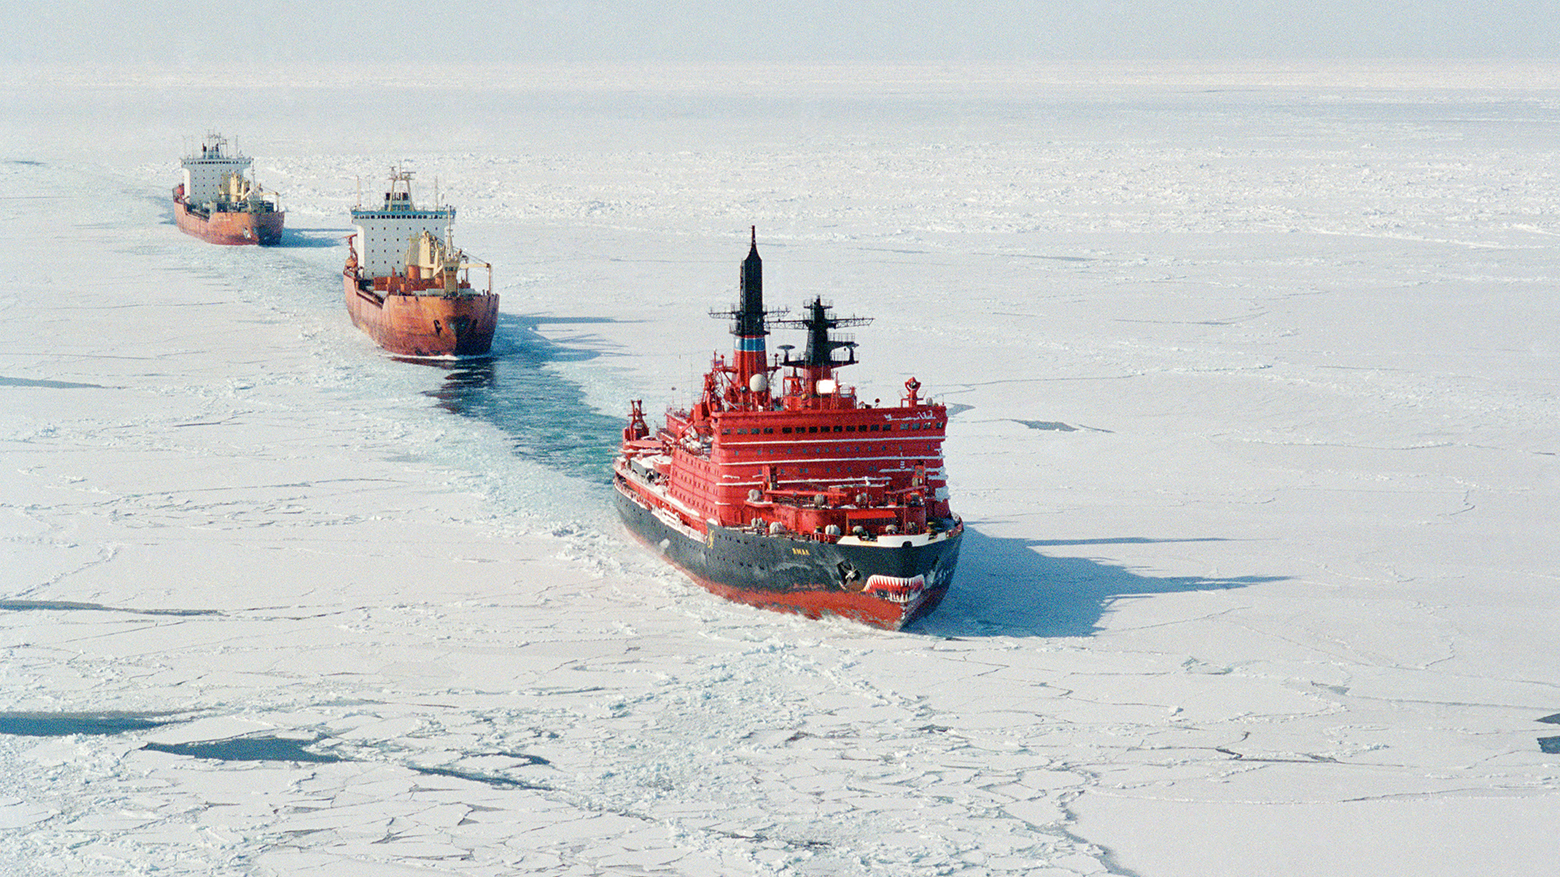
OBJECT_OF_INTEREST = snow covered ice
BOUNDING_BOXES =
[3,61,1560,875]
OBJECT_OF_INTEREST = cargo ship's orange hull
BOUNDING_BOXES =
[344,271,498,357]
[173,192,284,246]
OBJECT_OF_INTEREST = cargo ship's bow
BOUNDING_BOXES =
[345,272,498,358]
[175,193,284,245]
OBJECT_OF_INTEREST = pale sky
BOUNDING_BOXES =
[10,1,1558,65]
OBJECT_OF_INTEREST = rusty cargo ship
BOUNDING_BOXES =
[172,134,284,245]
[344,169,497,357]
[614,230,962,629]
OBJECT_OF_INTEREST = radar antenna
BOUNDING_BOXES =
[774,297,872,370]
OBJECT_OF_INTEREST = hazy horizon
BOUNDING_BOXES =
[10,1,1558,67]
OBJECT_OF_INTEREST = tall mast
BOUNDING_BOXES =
[776,297,872,400]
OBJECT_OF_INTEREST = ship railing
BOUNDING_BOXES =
[756,477,888,503]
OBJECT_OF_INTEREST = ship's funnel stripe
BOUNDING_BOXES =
[737,337,767,352]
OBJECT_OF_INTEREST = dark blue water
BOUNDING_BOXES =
[0,376,108,389]
[0,712,181,736]
[0,711,561,782]
[142,736,344,763]
[409,764,550,790]
[417,315,624,485]
[0,599,219,616]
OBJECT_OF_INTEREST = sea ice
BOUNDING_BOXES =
[2,60,1558,875]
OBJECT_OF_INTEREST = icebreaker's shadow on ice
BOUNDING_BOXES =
[414,313,628,484]
[914,528,1284,638]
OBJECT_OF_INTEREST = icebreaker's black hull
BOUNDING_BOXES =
[614,477,962,629]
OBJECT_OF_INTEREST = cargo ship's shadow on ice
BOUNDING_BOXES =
[414,313,624,484]
[917,530,1285,638]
